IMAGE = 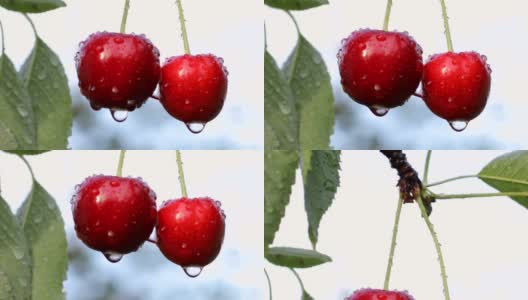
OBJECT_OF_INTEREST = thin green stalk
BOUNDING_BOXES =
[426,175,478,187]
[175,0,191,54]
[19,155,35,180]
[439,0,454,51]
[176,150,188,197]
[383,0,392,31]
[433,191,528,200]
[422,150,432,186]
[285,11,301,34]
[417,196,450,300]
[23,14,38,36]
[18,155,36,227]
[383,196,403,290]
[120,0,131,33]
[290,268,307,295]
[116,150,126,177]
[264,268,272,300]
[0,19,5,55]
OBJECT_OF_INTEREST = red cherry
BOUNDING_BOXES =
[338,29,423,116]
[159,54,228,133]
[71,175,157,262]
[346,288,414,300]
[156,197,225,277]
[422,51,491,131]
[75,32,161,119]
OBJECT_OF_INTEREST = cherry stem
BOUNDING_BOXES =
[116,150,126,177]
[433,191,528,199]
[383,0,392,31]
[426,174,478,187]
[17,155,35,226]
[290,268,308,296]
[146,238,157,244]
[264,268,273,300]
[417,195,451,300]
[120,0,131,33]
[285,11,300,34]
[0,19,5,55]
[383,195,403,290]
[176,150,188,198]
[150,94,160,100]
[175,0,191,54]
[23,14,38,37]
[422,150,432,186]
[439,0,454,52]
[413,92,423,99]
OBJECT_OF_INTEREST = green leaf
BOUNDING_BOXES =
[264,150,299,248]
[265,50,299,150]
[0,270,15,300]
[21,37,72,149]
[264,0,328,10]
[0,196,32,300]
[3,150,50,155]
[0,54,36,149]
[265,247,332,268]
[304,150,340,248]
[0,121,18,149]
[0,0,66,13]
[302,290,315,300]
[283,34,334,150]
[17,180,67,300]
[479,151,528,209]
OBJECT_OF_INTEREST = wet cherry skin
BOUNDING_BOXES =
[338,29,423,115]
[75,32,161,111]
[156,197,225,268]
[346,288,415,300]
[422,51,491,123]
[71,175,157,256]
[159,54,228,125]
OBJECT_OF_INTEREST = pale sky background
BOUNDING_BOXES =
[265,0,527,149]
[0,0,262,149]
[0,150,264,300]
[266,151,528,299]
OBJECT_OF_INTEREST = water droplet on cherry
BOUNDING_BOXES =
[110,109,128,122]
[449,120,468,132]
[183,266,203,278]
[103,251,123,263]
[369,105,389,117]
[185,123,206,134]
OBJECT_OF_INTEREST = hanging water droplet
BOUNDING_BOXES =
[369,105,389,117]
[103,251,123,263]
[373,84,381,92]
[17,106,28,117]
[112,87,119,94]
[185,123,206,134]
[183,266,203,278]
[110,110,128,122]
[13,248,24,260]
[278,102,291,115]
[449,120,468,132]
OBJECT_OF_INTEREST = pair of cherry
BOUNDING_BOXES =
[338,29,491,132]
[71,175,225,278]
[75,32,228,133]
